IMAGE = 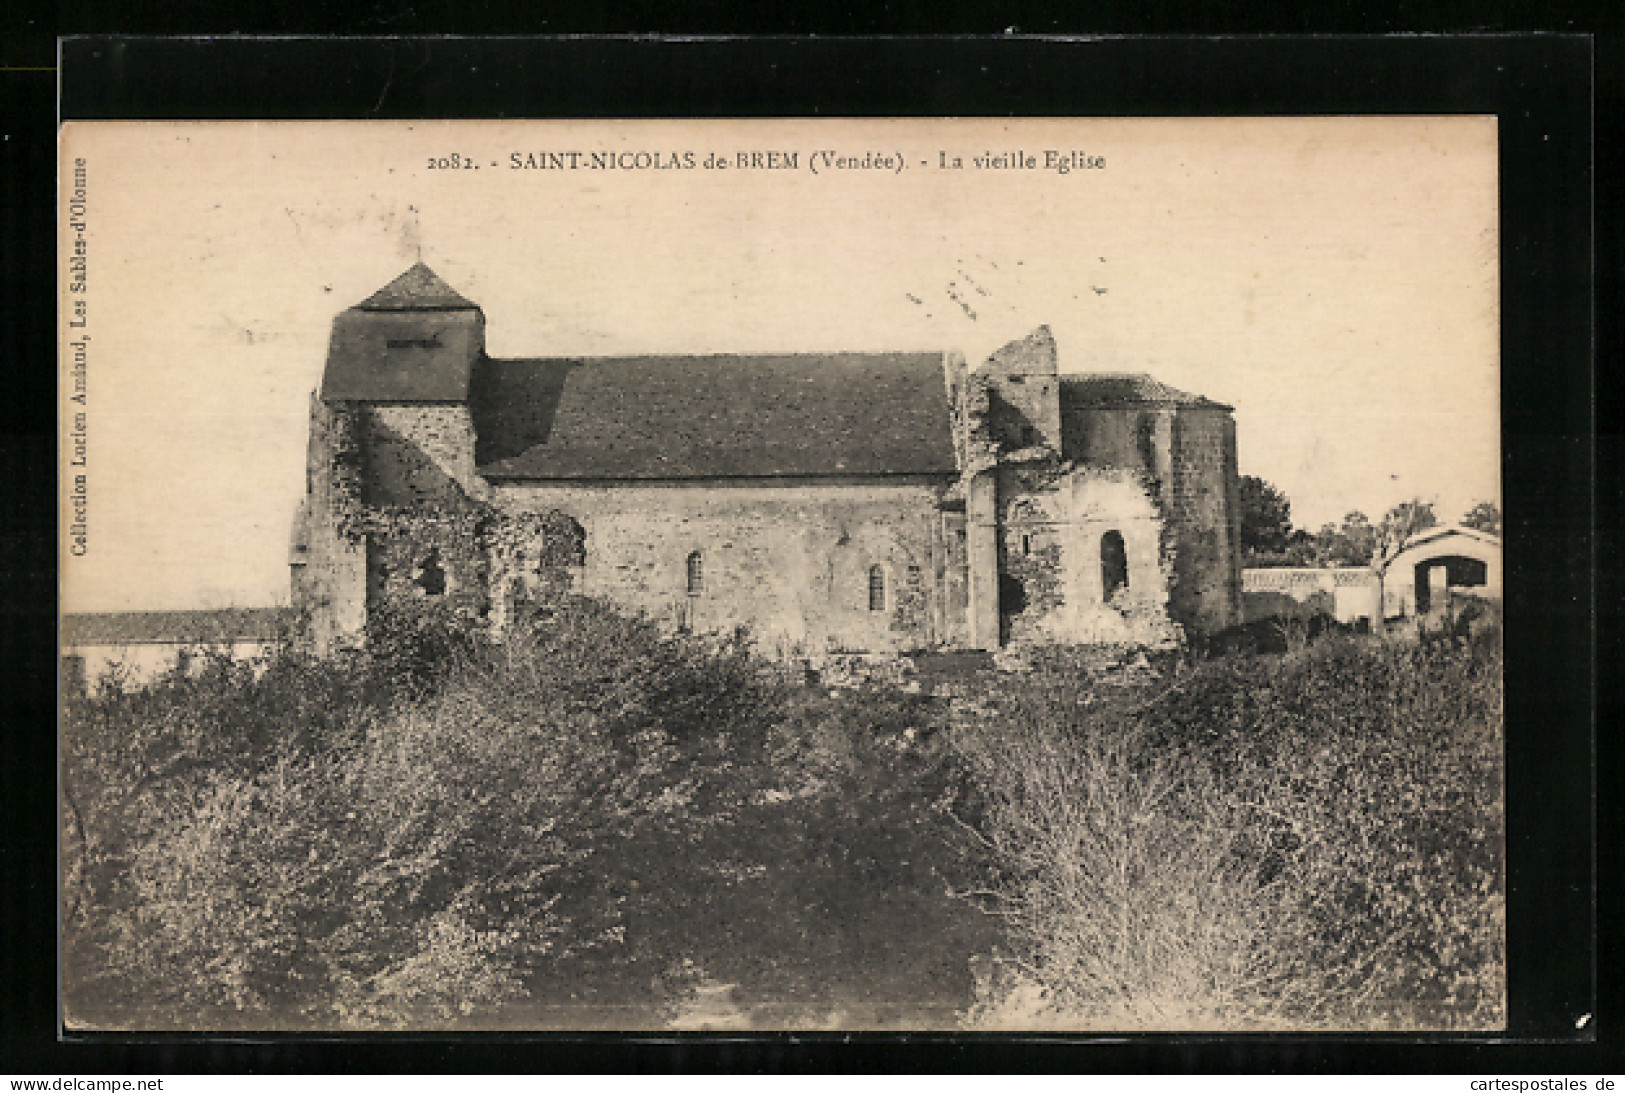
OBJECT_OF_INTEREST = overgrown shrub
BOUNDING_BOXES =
[61,596,780,1029]
[954,632,1504,1030]
[63,593,1504,1032]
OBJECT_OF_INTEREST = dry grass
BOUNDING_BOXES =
[60,598,986,1030]
[952,623,1506,1031]
[61,597,1504,1031]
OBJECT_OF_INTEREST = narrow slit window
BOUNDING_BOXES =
[1100,531,1129,600]
[686,551,704,596]
[868,565,886,611]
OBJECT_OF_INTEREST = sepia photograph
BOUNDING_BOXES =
[58,117,1505,1032]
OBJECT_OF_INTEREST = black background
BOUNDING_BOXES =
[2,25,1611,1075]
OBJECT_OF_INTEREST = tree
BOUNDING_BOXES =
[1462,501,1502,536]
[1314,511,1379,567]
[1238,475,1294,560]
[1377,499,1439,560]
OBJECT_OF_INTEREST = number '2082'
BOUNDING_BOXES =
[427,154,479,170]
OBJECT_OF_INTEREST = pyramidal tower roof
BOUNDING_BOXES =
[355,262,478,311]
[321,264,485,402]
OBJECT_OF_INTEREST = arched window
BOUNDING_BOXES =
[868,565,886,611]
[1100,531,1129,601]
[686,551,704,597]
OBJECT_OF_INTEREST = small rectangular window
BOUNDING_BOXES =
[868,565,886,611]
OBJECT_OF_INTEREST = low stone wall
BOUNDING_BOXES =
[1242,567,1380,625]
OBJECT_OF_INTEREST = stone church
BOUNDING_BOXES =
[291,264,1242,656]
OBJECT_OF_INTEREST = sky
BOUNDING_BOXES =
[59,117,1501,612]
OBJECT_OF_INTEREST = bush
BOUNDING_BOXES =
[61,596,777,1029]
[953,632,1504,1030]
[63,594,1504,1031]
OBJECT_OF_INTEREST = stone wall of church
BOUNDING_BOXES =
[490,480,958,657]
[1057,402,1241,638]
[1061,404,1167,474]
[357,404,485,506]
[1163,408,1242,635]
[295,398,590,649]
[995,460,1181,648]
[290,397,369,653]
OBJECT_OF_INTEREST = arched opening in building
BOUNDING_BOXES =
[415,550,446,596]
[686,551,704,597]
[524,515,586,605]
[1413,554,1488,614]
[869,565,887,611]
[1101,531,1129,601]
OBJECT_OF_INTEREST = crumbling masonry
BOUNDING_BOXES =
[291,264,1242,655]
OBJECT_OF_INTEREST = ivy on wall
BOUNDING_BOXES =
[320,402,586,624]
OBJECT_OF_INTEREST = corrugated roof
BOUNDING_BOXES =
[319,308,483,402]
[62,608,295,647]
[356,263,478,311]
[474,353,957,479]
[1061,373,1231,410]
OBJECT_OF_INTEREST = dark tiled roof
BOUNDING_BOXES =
[474,353,956,479]
[320,308,483,402]
[62,608,296,647]
[1061,372,1231,411]
[356,263,478,311]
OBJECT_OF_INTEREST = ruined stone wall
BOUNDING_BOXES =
[294,396,586,646]
[360,508,492,622]
[996,460,1070,646]
[1065,467,1182,645]
[1058,402,1240,638]
[1062,405,1161,474]
[491,480,956,656]
[991,456,1180,648]
[1163,408,1242,635]
[357,404,484,505]
[979,327,1062,450]
[290,396,368,652]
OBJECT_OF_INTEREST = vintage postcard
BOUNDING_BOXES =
[59,118,1504,1031]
